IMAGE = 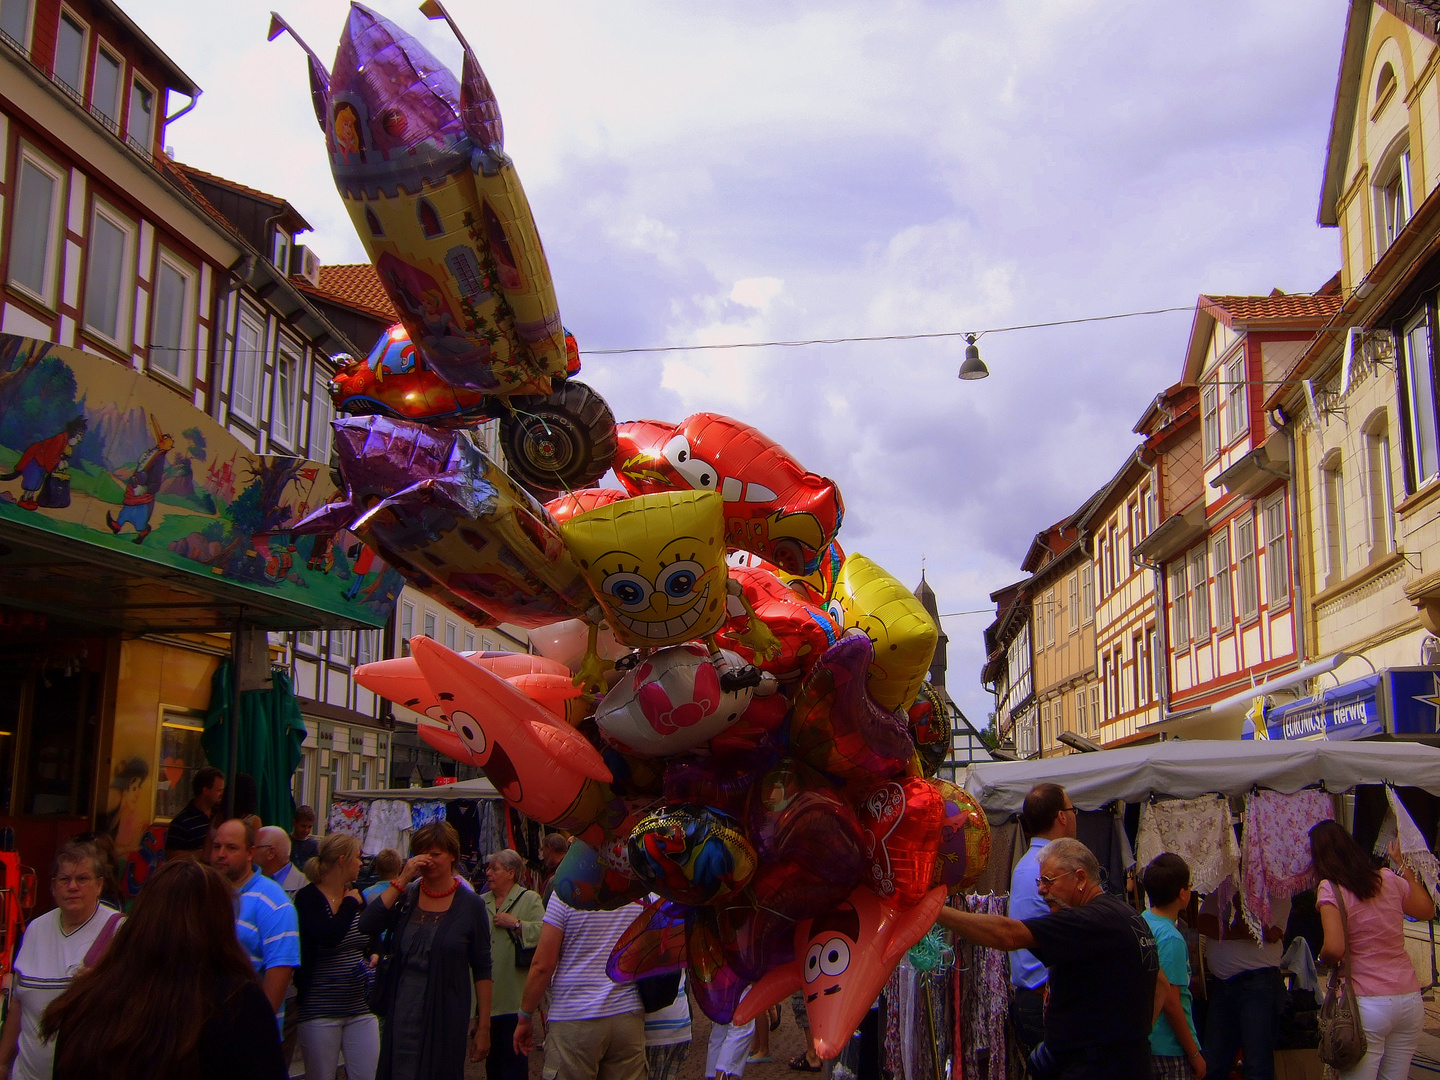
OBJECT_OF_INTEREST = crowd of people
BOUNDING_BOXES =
[0,767,1433,1080]
[939,782,1437,1080]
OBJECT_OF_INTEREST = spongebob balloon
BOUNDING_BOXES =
[828,553,938,712]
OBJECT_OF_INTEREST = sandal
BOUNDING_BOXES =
[747,1055,773,1064]
[788,1055,821,1072]
[769,1005,782,1031]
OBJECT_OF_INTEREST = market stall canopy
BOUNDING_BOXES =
[0,336,404,633]
[963,738,1440,816]
[337,776,501,801]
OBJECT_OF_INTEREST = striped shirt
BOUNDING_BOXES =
[13,904,121,1080]
[542,894,643,1023]
[237,869,300,1026]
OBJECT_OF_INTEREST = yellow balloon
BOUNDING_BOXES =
[561,491,730,650]
[828,553,938,712]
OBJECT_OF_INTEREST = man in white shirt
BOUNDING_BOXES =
[1198,893,1291,1080]
[256,826,307,894]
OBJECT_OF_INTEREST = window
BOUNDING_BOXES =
[149,255,191,382]
[1225,358,1247,442]
[295,630,316,649]
[1321,454,1348,584]
[444,620,457,650]
[1096,539,1108,597]
[1263,495,1290,609]
[1045,589,1056,647]
[83,203,133,344]
[127,78,155,155]
[1377,62,1397,104]
[90,46,121,130]
[1131,634,1143,711]
[1190,548,1209,640]
[310,375,334,461]
[1202,382,1220,459]
[1080,564,1094,624]
[1170,562,1189,648]
[231,313,264,421]
[400,601,414,651]
[1090,685,1100,730]
[1376,149,1412,253]
[273,344,300,446]
[463,631,476,652]
[1365,419,1396,558]
[0,0,31,49]
[9,152,62,302]
[1107,652,1120,718]
[1236,515,1259,619]
[1213,531,1233,628]
[1067,573,1079,633]
[53,11,85,97]
[1144,484,1157,534]
[1107,525,1118,592]
[1403,309,1439,489]
[272,229,291,273]
[423,610,437,640]
[1075,688,1087,735]
[155,715,207,820]
[357,630,376,667]
[330,630,351,662]
[1145,629,1157,704]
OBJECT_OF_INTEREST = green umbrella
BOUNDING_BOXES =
[203,661,306,830]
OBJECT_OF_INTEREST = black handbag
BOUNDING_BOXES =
[502,890,536,968]
[366,887,412,1014]
[636,970,683,1013]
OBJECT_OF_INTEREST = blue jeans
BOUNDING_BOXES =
[1203,968,1283,1080]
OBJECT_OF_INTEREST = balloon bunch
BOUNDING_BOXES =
[316,405,991,1059]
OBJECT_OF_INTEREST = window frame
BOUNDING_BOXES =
[444,619,457,651]
[0,0,34,52]
[271,338,302,448]
[309,372,334,462]
[1225,357,1247,444]
[1075,687,1087,735]
[1202,381,1220,460]
[1375,147,1413,254]
[1189,546,1209,642]
[423,610,437,641]
[8,146,65,306]
[230,309,266,423]
[1212,529,1233,630]
[1170,561,1190,649]
[51,7,88,101]
[126,72,157,156]
[463,630,476,653]
[89,42,122,132]
[1067,573,1079,634]
[148,249,194,386]
[1321,452,1348,585]
[1401,303,1440,492]
[1080,563,1094,624]
[1236,514,1259,622]
[82,198,135,348]
[400,601,415,649]
[1263,494,1291,611]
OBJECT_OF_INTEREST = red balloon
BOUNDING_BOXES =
[855,776,943,905]
[544,487,629,525]
[612,413,844,575]
[717,564,841,683]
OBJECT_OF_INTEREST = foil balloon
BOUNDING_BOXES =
[664,750,776,820]
[530,618,629,672]
[607,896,690,984]
[779,540,846,605]
[545,488,630,525]
[405,637,610,831]
[906,683,951,778]
[293,416,590,628]
[931,779,992,894]
[827,554,939,712]
[733,884,947,1059]
[788,636,915,788]
[855,777,944,905]
[748,761,866,921]
[626,804,757,906]
[613,413,844,575]
[719,563,840,682]
[595,644,754,756]
[313,3,567,396]
[552,838,650,911]
[560,491,730,650]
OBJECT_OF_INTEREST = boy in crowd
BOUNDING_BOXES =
[1142,854,1206,1080]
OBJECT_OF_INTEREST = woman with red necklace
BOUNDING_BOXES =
[359,822,492,1080]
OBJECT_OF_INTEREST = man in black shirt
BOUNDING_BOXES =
[937,837,1164,1080]
[164,766,224,861]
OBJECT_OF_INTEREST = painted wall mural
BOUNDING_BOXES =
[0,335,403,626]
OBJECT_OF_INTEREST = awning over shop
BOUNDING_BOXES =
[963,738,1440,815]
[0,336,403,632]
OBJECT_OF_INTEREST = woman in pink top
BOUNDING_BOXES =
[1310,820,1435,1080]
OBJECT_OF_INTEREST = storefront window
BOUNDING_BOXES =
[155,716,206,821]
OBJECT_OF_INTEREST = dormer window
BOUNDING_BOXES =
[1375,147,1412,253]
[273,228,291,273]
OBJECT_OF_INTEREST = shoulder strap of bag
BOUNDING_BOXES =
[1335,886,1354,981]
[501,888,530,915]
[83,911,122,968]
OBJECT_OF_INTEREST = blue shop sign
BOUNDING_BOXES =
[1253,668,1440,741]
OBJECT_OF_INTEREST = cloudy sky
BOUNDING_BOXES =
[139,0,1347,732]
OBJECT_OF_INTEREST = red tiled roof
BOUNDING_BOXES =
[173,162,287,207]
[1199,292,1343,326]
[157,158,247,246]
[297,264,399,322]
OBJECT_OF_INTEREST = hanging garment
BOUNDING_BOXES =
[884,965,905,1080]
[328,799,370,840]
[446,800,482,857]
[1372,784,1440,908]
[410,800,447,831]
[1240,789,1334,941]
[1135,795,1240,895]
[953,894,1011,1080]
[363,799,412,857]
[1280,937,1319,995]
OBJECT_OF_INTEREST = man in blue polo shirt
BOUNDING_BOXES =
[1009,783,1077,1052]
[211,817,299,1028]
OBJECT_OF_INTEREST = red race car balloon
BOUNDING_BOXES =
[613,413,843,575]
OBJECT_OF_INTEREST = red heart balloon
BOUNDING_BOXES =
[855,777,943,904]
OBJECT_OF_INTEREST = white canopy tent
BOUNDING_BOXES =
[335,776,501,802]
[963,739,1440,817]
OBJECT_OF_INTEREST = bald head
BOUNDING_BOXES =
[255,826,292,876]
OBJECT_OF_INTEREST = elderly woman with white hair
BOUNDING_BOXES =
[483,849,545,1080]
